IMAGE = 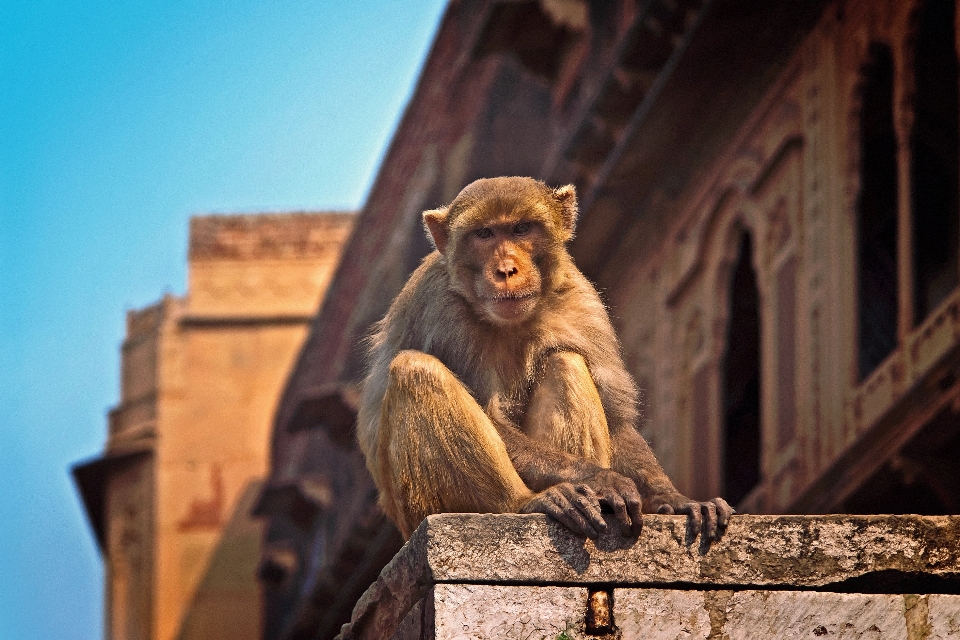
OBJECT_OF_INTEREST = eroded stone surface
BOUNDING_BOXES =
[420,514,960,587]
[930,594,960,638]
[392,598,425,640]
[337,532,430,640]
[615,588,713,639]
[616,590,960,639]
[725,591,905,639]
[433,584,587,640]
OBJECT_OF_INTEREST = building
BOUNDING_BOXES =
[73,212,355,640]
[256,0,960,638]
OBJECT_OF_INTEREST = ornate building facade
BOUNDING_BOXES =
[73,213,354,640]
[256,0,960,638]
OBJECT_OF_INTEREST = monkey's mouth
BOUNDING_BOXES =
[486,292,537,321]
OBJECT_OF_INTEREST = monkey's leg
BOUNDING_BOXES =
[521,351,612,467]
[377,350,534,538]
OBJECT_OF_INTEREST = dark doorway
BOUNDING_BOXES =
[857,43,900,380]
[911,0,960,323]
[722,233,762,506]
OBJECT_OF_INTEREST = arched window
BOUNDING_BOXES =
[722,233,761,506]
[911,0,960,322]
[856,43,900,380]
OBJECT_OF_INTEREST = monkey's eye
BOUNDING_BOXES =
[475,228,494,239]
[513,222,532,235]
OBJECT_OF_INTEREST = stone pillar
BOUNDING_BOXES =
[336,514,960,640]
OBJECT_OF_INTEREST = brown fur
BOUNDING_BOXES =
[358,177,732,540]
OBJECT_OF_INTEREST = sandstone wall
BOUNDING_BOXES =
[80,212,355,640]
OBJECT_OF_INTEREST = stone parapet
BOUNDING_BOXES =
[185,212,355,318]
[189,213,355,261]
[336,514,960,640]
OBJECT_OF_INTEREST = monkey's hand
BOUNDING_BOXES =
[576,468,644,537]
[519,483,608,539]
[655,496,734,544]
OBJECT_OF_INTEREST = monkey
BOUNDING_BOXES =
[357,176,732,542]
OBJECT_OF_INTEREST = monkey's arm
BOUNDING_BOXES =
[610,425,734,541]
[488,402,645,537]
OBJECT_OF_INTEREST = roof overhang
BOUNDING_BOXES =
[71,448,151,552]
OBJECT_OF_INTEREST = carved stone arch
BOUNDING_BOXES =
[725,154,765,195]
[667,188,747,308]
[697,187,753,273]
[749,136,805,196]
[678,160,773,308]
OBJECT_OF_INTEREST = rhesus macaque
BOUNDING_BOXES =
[357,177,732,542]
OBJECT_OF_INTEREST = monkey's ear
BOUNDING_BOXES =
[553,184,578,240]
[423,207,450,254]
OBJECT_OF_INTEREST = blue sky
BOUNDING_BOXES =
[0,1,447,637]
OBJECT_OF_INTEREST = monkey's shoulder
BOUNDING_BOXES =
[543,267,614,326]
[377,253,472,348]
[387,253,461,319]
[378,253,435,319]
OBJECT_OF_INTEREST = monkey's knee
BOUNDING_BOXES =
[525,351,611,466]
[378,350,531,537]
[544,351,591,379]
[388,350,451,386]
[384,350,470,420]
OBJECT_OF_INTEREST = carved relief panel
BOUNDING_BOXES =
[624,64,809,509]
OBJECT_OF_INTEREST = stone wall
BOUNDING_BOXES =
[337,514,960,640]
[74,211,356,640]
[187,213,355,319]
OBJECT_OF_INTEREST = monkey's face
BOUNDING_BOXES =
[455,217,548,325]
[423,177,579,326]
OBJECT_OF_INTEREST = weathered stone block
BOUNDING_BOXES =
[930,594,960,638]
[335,513,960,640]
[434,585,587,640]
[408,513,960,587]
[615,589,713,639]
[724,591,905,639]
[616,590,960,639]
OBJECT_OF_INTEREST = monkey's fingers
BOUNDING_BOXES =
[522,488,601,538]
[676,502,703,545]
[562,483,607,535]
[598,488,632,537]
[712,497,734,528]
[623,490,644,538]
[547,491,602,538]
[601,485,644,537]
[701,500,718,540]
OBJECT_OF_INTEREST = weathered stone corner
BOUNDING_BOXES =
[336,513,960,639]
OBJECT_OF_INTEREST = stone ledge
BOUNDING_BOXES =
[336,513,960,640]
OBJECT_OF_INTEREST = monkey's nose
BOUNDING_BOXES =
[496,264,519,280]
